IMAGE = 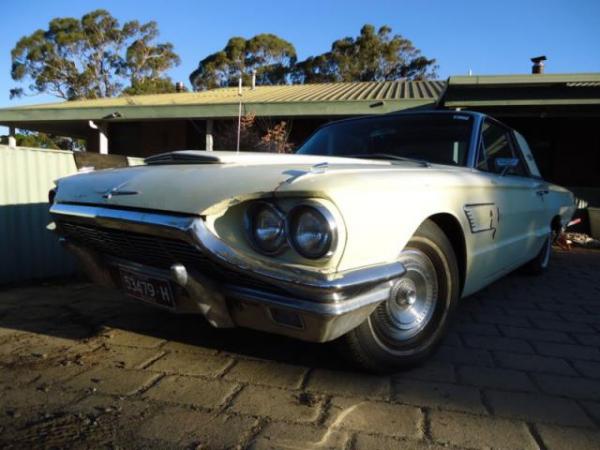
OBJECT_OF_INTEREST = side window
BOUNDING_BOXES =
[477,120,528,176]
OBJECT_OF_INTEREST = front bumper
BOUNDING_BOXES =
[51,203,406,342]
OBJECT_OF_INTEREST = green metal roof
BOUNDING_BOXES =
[0,80,444,124]
[442,73,600,108]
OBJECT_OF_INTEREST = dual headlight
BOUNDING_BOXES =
[245,201,336,259]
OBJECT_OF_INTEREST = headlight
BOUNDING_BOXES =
[288,204,336,259]
[246,203,286,254]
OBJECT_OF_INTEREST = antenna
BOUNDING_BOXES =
[236,76,242,153]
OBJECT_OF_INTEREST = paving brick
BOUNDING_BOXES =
[137,406,257,447]
[159,340,218,355]
[326,397,423,439]
[430,410,538,450]
[224,359,308,389]
[66,367,160,396]
[536,424,600,450]
[529,318,596,334]
[143,375,238,408]
[231,385,323,423]
[432,345,494,367]
[493,351,577,376]
[458,366,535,392]
[533,373,600,400]
[353,434,455,450]
[574,333,600,347]
[485,390,594,427]
[505,309,562,322]
[87,345,164,369]
[472,312,531,328]
[104,329,165,349]
[573,360,600,379]
[306,368,390,399]
[533,342,600,362]
[1,385,78,410]
[145,350,232,377]
[250,421,348,450]
[463,335,534,354]
[397,361,457,384]
[559,312,600,325]
[451,321,501,336]
[537,301,587,313]
[582,400,600,424]
[392,379,486,414]
[499,325,574,344]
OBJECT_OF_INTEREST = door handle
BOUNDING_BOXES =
[535,183,549,196]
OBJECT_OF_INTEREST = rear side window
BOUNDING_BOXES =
[477,120,528,176]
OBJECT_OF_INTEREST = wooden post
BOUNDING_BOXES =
[205,119,214,151]
[89,121,108,154]
[8,126,16,148]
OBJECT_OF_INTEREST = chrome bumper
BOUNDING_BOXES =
[51,203,406,342]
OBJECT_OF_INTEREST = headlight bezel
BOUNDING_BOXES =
[244,199,338,260]
[244,201,287,255]
[287,202,337,259]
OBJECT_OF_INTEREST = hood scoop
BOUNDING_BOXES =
[145,151,223,165]
[145,150,393,167]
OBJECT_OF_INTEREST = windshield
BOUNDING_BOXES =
[296,113,474,166]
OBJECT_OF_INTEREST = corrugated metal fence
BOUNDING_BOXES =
[0,145,78,284]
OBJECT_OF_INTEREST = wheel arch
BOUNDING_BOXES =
[427,213,467,295]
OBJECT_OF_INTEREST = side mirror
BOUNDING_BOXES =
[494,157,519,176]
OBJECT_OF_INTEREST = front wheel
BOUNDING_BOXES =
[338,220,460,372]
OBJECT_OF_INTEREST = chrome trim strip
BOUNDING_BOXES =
[223,282,392,317]
[51,203,406,302]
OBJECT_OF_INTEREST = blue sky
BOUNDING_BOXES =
[1,0,599,132]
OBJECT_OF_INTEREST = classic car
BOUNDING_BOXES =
[49,111,575,371]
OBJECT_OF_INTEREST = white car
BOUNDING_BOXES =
[49,111,575,371]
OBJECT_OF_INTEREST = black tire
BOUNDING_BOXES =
[338,220,460,372]
[522,231,552,276]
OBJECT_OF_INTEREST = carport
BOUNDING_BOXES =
[440,73,600,208]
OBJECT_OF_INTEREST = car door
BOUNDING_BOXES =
[474,119,544,276]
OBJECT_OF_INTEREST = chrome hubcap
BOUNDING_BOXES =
[371,249,438,347]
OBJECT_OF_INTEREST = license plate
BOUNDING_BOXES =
[119,267,175,308]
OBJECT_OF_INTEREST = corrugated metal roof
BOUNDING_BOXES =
[9,80,445,111]
[442,73,600,108]
[447,73,600,86]
[0,81,444,124]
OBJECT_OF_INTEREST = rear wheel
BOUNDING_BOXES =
[338,220,460,372]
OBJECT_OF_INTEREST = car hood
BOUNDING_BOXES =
[54,150,455,215]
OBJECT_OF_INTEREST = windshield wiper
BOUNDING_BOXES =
[348,153,430,167]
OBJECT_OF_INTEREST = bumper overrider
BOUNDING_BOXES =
[50,203,406,342]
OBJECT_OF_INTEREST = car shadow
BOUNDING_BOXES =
[0,248,598,379]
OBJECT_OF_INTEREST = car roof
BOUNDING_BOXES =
[321,109,487,129]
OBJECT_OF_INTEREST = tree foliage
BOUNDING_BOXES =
[10,9,180,100]
[293,25,437,83]
[189,34,297,90]
[190,25,437,90]
[0,130,83,150]
[214,113,294,153]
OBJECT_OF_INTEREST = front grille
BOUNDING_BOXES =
[59,221,288,295]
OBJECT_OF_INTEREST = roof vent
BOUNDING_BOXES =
[531,56,547,74]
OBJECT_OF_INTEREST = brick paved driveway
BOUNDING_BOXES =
[0,248,599,449]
